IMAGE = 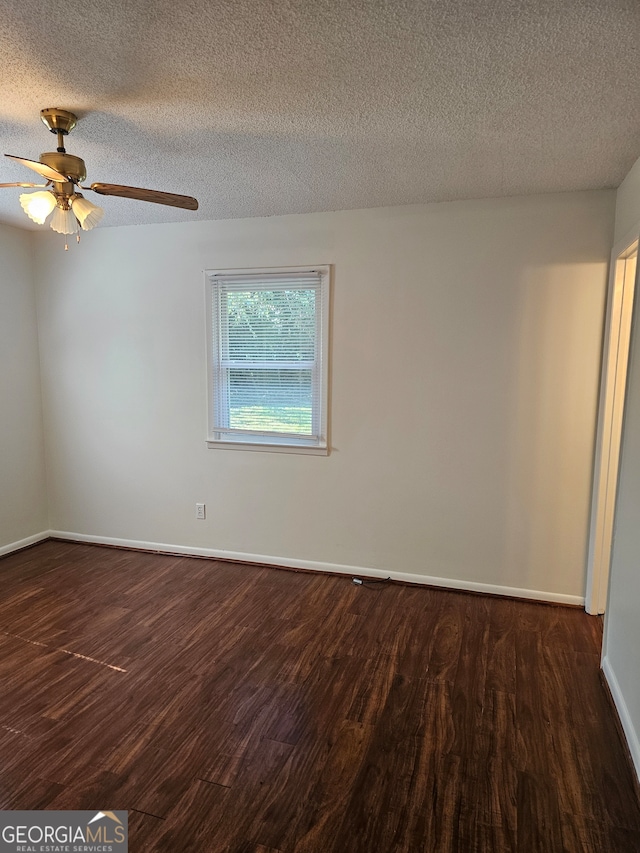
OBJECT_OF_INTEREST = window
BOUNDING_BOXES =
[206,266,330,453]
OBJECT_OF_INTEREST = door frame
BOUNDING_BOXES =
[585,231,639,614]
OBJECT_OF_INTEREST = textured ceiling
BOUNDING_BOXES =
[0,0,639,230]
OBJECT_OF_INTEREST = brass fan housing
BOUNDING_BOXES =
[40,151,87,183]
[40,108,77,136]
[50,181,76,210]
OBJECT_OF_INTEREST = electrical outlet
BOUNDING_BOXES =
[196,503,206,520]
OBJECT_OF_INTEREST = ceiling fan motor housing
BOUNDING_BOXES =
[39,151,86,184]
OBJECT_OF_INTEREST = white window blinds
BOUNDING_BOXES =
[207,269,328,450]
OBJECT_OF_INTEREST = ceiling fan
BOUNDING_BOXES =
[1,108,199,247]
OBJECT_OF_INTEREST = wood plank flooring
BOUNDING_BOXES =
[0,540,639,852]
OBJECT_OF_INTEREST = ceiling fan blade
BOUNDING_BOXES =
[90,183,198,210]
[5,154,68,182]
[0,182,47,188]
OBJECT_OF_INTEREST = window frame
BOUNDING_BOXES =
[205,265,331,454]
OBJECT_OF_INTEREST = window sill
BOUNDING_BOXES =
[206,440,329,456]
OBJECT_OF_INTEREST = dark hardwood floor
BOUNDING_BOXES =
[0,540,639,852]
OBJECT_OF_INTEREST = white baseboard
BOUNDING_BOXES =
[0,530,51,558]
[602,655,640,785]
[48,529,584,606]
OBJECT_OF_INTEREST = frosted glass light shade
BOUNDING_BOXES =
[50,205,79,235]
[19,191,57,225]
[71,195,104,230]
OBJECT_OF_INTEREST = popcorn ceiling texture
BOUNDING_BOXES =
[0,0,639,229]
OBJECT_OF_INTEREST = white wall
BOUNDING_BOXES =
[0,223,48,552]
[35,191,613,600]
[602,160,640,780]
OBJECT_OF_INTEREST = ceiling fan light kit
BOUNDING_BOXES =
[3,108,199,249]
[19,189,57,224]
[71,194,104,230]
[50,204,79,236]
